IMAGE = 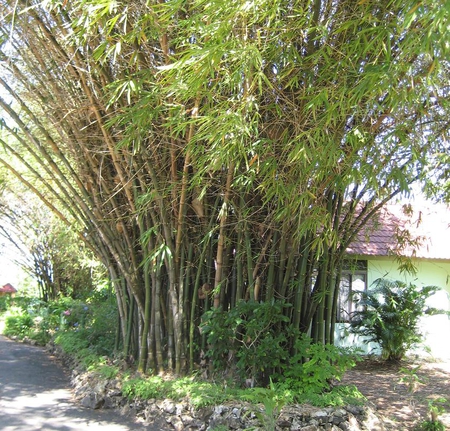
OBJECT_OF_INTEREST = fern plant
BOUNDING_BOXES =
[349,279,445,361]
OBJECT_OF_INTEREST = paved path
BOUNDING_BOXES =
[0,335,151,430]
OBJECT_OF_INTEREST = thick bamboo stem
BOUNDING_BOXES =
[213,163,234,308]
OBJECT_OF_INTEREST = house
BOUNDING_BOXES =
[0,283,17,297]
[336,203,450,359]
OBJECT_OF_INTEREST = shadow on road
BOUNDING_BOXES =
[0,335,155,430]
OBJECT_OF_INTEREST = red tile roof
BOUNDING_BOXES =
[0,283,17,293]
[346,204,450,260]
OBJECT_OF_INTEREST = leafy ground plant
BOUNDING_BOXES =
[349,279,445,361]
[415,398,448,431]
[3,310,34,338]
[201,299,293,386]
[122,375,239,408]
[278,334,362,397]
[399,365,427,393]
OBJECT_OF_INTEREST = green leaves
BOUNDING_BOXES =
[350,278,445,361]
[201,300,292,383]
[1,0,449,373]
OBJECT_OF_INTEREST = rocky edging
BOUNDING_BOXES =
[48,344,387,431]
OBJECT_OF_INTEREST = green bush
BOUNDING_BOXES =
[54,329,91,355]
[24,316,53,345]
[201,300,293,385]
[4,312,34,338]
[122,375,261,409]
[0,287,117,357]
[53,298,117,369]
[414,398,448,431]
[0,295,11,312]
[44,297,91,330]
[202,300,360,402]
[349,278,445,361]
[415,420,446,431]
[123,376,168,400]
[86,299,117,355]
[273,333,361,401]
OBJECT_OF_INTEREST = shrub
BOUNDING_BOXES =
[349,278,445,361]
[415,398,448,431]
[53,297,117,369]
[275,334,361,399]
[4,312,34,338]
[0,295,10,312]
[201,300,293,385]
[54,329,91,355]
[202,299,360,395]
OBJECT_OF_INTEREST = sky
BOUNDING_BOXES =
[0,248,22,288]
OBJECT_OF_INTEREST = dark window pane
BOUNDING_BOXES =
[337,261,367,322]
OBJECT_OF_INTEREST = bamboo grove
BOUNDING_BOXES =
[0,0,448,375]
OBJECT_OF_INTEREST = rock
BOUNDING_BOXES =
[144,412,170,430]
[213,405,228,415]
[106,388,122,397]
[346,406,364,416]
[178,414,193,426]
[49,345,389,431]
[277,417,293,428]
[103,395,118,409]
[80,392,104,409]
[156,398,176,414]
[162,399,176,414]
[312,410,329,423]
[93,380,107,394]
[300,425,320,431]
[339,413,361,431]
[290,417,304,430]
[227,415,243,429]
[167,415,184,431]
[192,406,213,422]
[332,415,345,425]
[120,403,137,417]
[359,406,385,431]
[206,416,228,430]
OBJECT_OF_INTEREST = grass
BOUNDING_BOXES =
[121,374,246,408]
[118,371,366,409]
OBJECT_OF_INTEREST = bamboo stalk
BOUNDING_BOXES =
[266,229,279,301]
[138,256,152,373]
[235,227,244,303]
[189,196,220,371]
[154,257,164,374]
[124,293,135,358]
[213,163,235,308]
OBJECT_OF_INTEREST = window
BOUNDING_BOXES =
[337,260,367,323]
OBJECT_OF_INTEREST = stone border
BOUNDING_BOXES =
[48,343,387,431]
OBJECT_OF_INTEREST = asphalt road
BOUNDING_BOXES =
[0,335,152,431]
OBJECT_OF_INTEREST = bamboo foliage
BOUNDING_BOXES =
[0,0,448,375]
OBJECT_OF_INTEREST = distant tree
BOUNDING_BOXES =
[0,182,99,301]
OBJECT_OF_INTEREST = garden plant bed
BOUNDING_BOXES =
[64,353,450,430]
[340,357,450,430]
[46,340,450,430]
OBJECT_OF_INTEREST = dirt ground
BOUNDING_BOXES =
[340,357,450,430]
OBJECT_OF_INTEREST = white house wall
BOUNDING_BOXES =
[335,257,450,360]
